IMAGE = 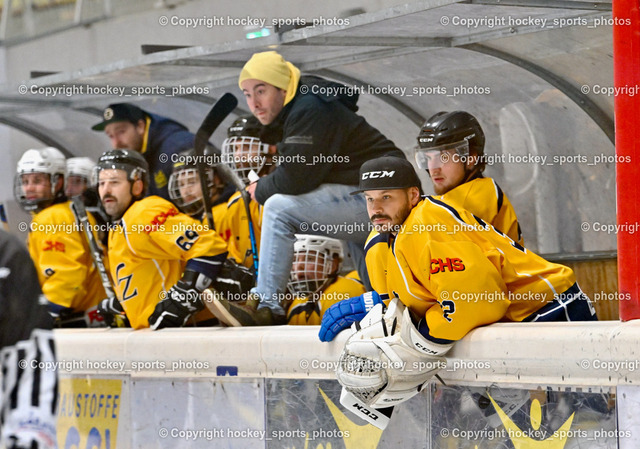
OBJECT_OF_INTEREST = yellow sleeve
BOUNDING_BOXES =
[218,193,262,269]
[28,204,96,311]
[364,230,393,296]
[287,275,367,325]
[439,178,523,246]
[412,239,510,342]
[124,198,228,262]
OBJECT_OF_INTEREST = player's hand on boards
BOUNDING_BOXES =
[97,296,125,327]
[318,291,384,342]
[148,279,205,329]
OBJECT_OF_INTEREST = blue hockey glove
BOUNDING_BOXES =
[318,291,384,342]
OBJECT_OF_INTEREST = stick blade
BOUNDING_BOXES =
[194,93,238,155]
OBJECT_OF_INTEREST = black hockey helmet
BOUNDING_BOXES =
[227,115,262,138]
[415,111,486,174]
[94,149,149,197]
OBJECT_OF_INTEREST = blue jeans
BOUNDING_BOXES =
[252,184,372,316]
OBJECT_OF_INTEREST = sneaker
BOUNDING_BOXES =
[208,293,286,326]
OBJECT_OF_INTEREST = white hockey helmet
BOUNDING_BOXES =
[288,234,344,297]
[14,147,66,212]
[65,157,96,197]
[66,157,95,180]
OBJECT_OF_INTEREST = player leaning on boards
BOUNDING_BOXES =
[212,50,405,326]
[320,156,596,410]
[14,147,107,327]
[94,149,228,329]
[415,110,522,245]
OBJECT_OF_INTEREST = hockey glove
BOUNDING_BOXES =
[97,296,125,327]
[336,299,450,408]
[212,259,256,300]
[148,269,211,329]
[319,291,384,342]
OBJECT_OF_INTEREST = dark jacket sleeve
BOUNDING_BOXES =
[0,230,53,348]
[255,96,350,204]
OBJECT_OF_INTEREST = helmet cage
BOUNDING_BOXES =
[14,148,66,213]
[168,167,215,216]
[221,136,271,185]
[14,172,62,213]
[287,235,343,297]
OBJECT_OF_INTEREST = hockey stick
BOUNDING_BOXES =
[194,93,238,231]
[70,197,127,327]
[215,163,259,276]
[0,203,9,231]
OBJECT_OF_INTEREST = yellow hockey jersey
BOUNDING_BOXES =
[287,271,366,325]
[367,197,575,342]
[27,201,106,314]
[108,196,228,329]
[218,191,262,269]
[437,177,523,245]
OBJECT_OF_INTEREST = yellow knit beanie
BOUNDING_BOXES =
[238,51,301,106]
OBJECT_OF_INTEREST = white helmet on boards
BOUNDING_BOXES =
[288,234,344,297]
[14,147,66,212]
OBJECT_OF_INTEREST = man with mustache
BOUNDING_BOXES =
[319,156,595,410]
[95,149,228,329]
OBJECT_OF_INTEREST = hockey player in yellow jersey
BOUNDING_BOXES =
[95,149,228,329]
[14,147,107,327]
[217,115,277,270]
[321,156,596,409]
[287,235,365,325]
[168,148,228,227]
[414,111,522,245]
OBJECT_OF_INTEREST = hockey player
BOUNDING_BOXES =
[14,147,106,327]
[64,157,95,198]
[65,156,110,244]
[0,230,58,449]
[218,115,276,269]
[320,156,596,408]
[168,148,228,226]
[95,149,228,329]
[287,234,365,325]
[415,110,522,244]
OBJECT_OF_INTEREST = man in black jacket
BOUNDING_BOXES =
[211,51,406,326]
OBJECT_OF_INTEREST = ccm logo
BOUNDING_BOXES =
[352,403,379,420]
[362,170,395,180]
[430,258,465,274]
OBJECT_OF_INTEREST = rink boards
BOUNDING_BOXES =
[54,322,640,448]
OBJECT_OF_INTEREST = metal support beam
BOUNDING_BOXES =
[461,43,615,144]
[315,69,425,126]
